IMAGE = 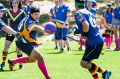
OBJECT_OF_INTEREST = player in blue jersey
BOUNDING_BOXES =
[0,3,20,47]
[0,0,26,70]
[85,0,97,9]
[22,0,34,15]
[87,0,97,15]
[74,0,111,79]
[55,0,71,52]
[113,0,120,51]
[100,3,113,50]
[49,0,59,49]
[8,6,51,79]
[77,0,97,51]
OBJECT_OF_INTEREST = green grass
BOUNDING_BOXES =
[0,37,120,79]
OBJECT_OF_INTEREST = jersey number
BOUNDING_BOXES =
[89,14,97,28]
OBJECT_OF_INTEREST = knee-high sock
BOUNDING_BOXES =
[88,63,99,79]
[2,50,8,63]
[17,54,23,65]
[12,57,28,65]
[97,67,105,74]
[37,61,49,79]
[115,39,119,49]
[105,35,111,48]
[118,39,120,49]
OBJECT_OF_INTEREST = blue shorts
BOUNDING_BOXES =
[55,28,68,40]
[16,40,34,56]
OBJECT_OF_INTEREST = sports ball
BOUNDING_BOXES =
[44,22,57,34]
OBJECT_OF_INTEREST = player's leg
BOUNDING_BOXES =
[57,28,64,52]
[63,28,71,52]
[54,32,58,49]
[8,42,51,79]
[16,47,23,69]
[105,31,111,49]
[0,34,14,70]
[114,26,119,50]
[118,27,120,49]
[80,42,111,79]
[30,49,51,79]
[80,45,100,79]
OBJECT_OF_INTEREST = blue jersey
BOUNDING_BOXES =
[18,16,38,43]
[22,4,31,15]
[103,12,113,24]
[0,19,6,30]
[55,5,70,28]
[113,7,120,20]
[74,9,103,46]
[85,0,97,8]
[89,8,97,15]
[50,6,58,19]
[6,9,26,31]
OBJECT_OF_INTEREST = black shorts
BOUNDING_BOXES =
[82,42,104,61]
[16,40,34,56]
[6,34,15,42]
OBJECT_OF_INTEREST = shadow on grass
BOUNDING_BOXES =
[73,53,84,55]
[0,69,18,72]
[46,51,65,54]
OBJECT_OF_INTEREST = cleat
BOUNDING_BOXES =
[102,70,112,79]
[78,47,82,51]
[0,62,5,70]
[54,46,58,49]
[67,48,71,53]
[19,64,23,69]
[8,60,14,71]
[58,48,64,53]
[113,48,120,51]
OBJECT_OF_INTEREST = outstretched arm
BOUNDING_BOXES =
[2,25,17,35]
[28,24,45,33]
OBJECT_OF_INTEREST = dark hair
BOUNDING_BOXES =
[106,8,113,13]
[75,0,85,8]
[10,1,22,9]
[30,6,40,14]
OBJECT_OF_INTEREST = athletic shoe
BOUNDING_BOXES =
[102,70,112,79]
[54,46,58,49]
[0,62,5,70]
[8,60,14,71]
[78,47,82,51]
[67,48,71,53]
[19,64,23,69]
[113,48,120,51]
[59,48,64,53]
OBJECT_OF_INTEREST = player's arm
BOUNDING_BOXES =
[62,7,71,26]
[2,25,17,35]
[82,21,89,33]
[28,24,45,32]
[75,12,89,38]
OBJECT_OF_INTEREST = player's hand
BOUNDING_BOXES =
[51,19,56,22]
[81,35,87,40]
[15,33,23,40]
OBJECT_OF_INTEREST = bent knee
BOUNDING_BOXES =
[29,57,37,62]
[80,61,87,68]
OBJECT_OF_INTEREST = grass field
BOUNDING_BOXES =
[0,37,120,79]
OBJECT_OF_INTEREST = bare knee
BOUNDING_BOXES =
[80,60,91,69]
[28,56,37,62]
[80,61,86,68]
[30,49,44,62]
